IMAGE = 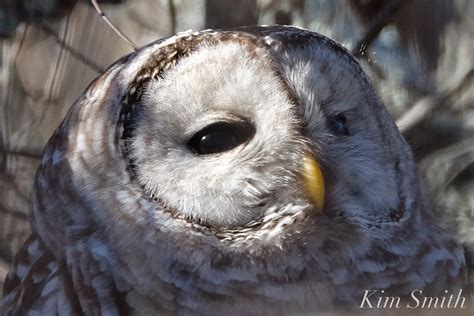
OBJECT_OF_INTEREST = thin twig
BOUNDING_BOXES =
[419,138,474,198]
[0,205,29,220]
[91,0,138,51]
[397,68,474,132]
[0,171,30,203]
[0,149,42,160]
[168,0,177,35]
[38,24,104,73]
[352,0,404,59]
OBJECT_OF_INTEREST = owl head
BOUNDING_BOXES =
[25,26,465,313]
[127,29,416,230]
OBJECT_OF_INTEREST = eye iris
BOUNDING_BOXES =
[189,121,255,155]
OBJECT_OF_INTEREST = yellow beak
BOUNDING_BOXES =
[302,153,325,212]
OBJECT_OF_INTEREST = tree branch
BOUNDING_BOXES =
[91,0,138,51]
[352,0,405,59]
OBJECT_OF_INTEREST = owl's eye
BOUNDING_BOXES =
[328,114,349,136]
[188,121,255,155]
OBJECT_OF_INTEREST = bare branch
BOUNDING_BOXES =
[420,138,474,198]
[0,205,29,220]
[168,0,177,35]
[91,0,139,51]
[397,68,474,132]
[0,170,30,203]
[352,0,405,59]
[0,149,42,160]
[38,24,104,73]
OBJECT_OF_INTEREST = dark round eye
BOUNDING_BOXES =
[328,113,349,136]
[188,121,256,155]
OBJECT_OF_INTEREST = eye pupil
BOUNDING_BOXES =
[188,121,255,155]
[199,132,236,153]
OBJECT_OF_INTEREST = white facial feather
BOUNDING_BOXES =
[130,43,310,226]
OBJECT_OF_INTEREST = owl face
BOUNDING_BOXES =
[128,35,410,232]
[130,43,316,227]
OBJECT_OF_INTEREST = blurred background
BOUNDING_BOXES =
[0,0,473,296]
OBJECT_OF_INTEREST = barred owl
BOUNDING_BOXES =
[1,26,468,315]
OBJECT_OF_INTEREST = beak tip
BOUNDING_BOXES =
[302,154,325,212]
